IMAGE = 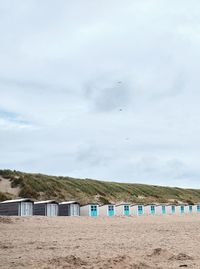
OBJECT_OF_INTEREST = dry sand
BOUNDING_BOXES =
[1,214,200,269]
[0,177,20,196]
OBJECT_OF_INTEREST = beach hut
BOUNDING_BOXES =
[185,205,194,214]
[155,204,167,215]
[99,204,115,217]
[144,204,157,215]
[176,204,186,214]
[131,204,144,216]
[115,204,131,216]
[166,204,177,215]
[193,204,200,213]
[34,200,58,216]
[0,198,33,216]
[80,204,99,217]
[59,201,80,216]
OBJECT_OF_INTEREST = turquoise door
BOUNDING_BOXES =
[150,205,155,215]
[180,206,184,214]
[108,205,114,216]
[197,205,200,212]
[171,206,176,214]
[124,205,130,216]
[162,206,166,214]
[90,205,97,217]
[189,205,193,213]
[138,205,143,215]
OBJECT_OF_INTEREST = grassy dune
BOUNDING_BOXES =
[0,169,200,205]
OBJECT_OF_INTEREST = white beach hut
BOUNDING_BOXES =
[131,204,144,216]
[184,205,194,214]
[115,204,131,216]
[165,204,177,215]
[193,204,200,213]
[176,204,186,214]
[80,204,99,217]
[144,204,157,215]
[155,204,168,215]
[99,204,115,217]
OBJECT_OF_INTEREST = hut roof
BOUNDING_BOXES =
[81,203,99,206]
[116,203,131,207]
[130,204,144,207]
[34,200,57,204]
[144,203,158,206]
[0,198,33,204]
[59,201,79,205]
[99,203,115,207]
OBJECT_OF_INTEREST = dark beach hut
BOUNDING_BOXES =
[0,198,34,216]
[59,201,80,216]
[34,200,58,216]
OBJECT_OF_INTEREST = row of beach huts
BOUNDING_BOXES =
[0,198,200,217]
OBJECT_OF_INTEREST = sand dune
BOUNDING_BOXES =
[0,215,200,268]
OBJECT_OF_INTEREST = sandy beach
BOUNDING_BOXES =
[1,214,200,269]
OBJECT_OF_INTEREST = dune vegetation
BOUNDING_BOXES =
[0,169,200,205]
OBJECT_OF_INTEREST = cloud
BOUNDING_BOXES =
[0,0,200,187]
[84,79,132,112]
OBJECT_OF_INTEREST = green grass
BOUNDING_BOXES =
[0,169,200,204]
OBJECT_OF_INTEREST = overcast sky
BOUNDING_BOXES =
[0,1,200,187]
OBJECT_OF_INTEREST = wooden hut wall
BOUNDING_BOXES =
[59,204,70,216]
[0,202,19,216]
[34,203,46,215]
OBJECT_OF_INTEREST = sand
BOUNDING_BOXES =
[0,215,200,269]
[0,177,20,196]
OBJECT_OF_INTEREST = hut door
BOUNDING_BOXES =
[189,205,193,213]
[91,205,97,217]
[180,206,184,214]
[171,206,176,214]
[150,205,155,215]
[124,205,130,216]
[162,206,166,214]
[21,202,32,216]
[138,206,143,215]
[108,205,114,216]
[73,204,79,216]
[47,204,58,216]
[70,204,79,216]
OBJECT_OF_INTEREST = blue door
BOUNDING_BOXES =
[171,206,176,214]
[197,205,200,212]
[180,206,184,214]
[150,205,155,215]
[138,205,143,215]
[189,205,193,213]
[108,205,114,216]
[90,205,97,217]
[124,205,130,216]
[162,206,166,214]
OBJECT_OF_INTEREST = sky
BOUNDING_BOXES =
[0,1,200,187]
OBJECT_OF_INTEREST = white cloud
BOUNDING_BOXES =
[0,0,200,187]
